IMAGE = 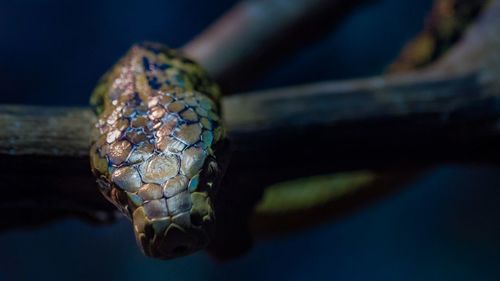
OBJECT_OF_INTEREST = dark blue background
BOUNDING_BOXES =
[1,0,500,280]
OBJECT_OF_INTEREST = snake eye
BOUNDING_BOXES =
[96,177,115,202]
[96,178,111,194]
[203,158,219,188]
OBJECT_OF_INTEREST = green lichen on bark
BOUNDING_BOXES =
[255,172,377,215]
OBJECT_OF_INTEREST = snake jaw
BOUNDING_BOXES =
[89,42,225,259]
[136,223,209,259]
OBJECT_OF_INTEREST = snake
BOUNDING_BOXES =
[89,42,227,259]
[88,42,382,260]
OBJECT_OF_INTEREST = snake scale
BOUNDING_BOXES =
[89,42,227,259]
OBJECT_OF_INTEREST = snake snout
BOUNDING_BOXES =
[131,189,215,259]
[136,222,208,259]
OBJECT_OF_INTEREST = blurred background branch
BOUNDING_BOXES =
[183,0,371,92]
[389,0,489,73]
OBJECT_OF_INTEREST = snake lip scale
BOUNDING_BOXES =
[89,42,227,259]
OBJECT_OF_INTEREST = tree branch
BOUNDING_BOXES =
[183,0,370,92]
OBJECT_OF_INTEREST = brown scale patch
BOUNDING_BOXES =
[136,104,149,114]
[119,91,136,104]
[132,116,148,128]
[163,175,188,198]
[106,129,122,144]
[168,101,185,113]
[139,155,179,184]
[166,191,192,216]
[115,118,130,132]
[156,136,170,152]
[157,117,178,136]
[123,100,138,111]
[126,130,148,144]
[157,136,186,153]
[128,143,154,164]
[181,145,207,178]
[151,121,162,130]
[112,166,142,192]
[147,96,160,108]
[106,111,120,126]
[148,106,166,120]
[181,108,199,122]
[138,183,164,201]
[200,118,212,130]
[195,107,208,117]
[108,140,132,165]
[174,124,202,145]
[184,96,198,107]
[144,199,169,219]
[159,95,173,105]
[155,118,179,151]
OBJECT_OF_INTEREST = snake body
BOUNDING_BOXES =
[89,42,226,259]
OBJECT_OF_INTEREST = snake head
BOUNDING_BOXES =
[93,138,226,259]
[94,156,222,258]
[90,42,227,259]
[129,153,221,259]
[92,118,225,259]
